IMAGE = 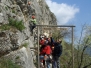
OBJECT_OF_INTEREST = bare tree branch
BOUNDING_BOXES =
[78,38,89,68]
[77,23,86,67]
[83,63,91,68]
[78,46,88,68]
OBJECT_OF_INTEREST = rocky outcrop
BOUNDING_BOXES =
[0,0,57,68]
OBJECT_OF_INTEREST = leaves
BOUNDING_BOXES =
[8,18,25,31]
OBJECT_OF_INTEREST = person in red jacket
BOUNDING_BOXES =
[39,36,46,52]
[40,40,52,68]
[39,37,45,46]
[40,44,52,55]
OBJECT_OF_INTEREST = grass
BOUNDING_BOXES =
[0,18,25,32]
[22,43,28,48]
[0,24,10,31]
[5,6,8,10]
[8,18,25,31]
[0,58,20,68]
[15,56,20,59]
[12,9,15,13]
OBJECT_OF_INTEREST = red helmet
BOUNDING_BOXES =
[32,16,35,19]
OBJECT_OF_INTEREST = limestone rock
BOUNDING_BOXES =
[0,0,57,68]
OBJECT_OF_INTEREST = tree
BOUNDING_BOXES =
[75,24,91,68]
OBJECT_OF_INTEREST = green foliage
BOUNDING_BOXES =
[0,24,10,31]
[83,34,91,45]
[59,40,74,68]
[12,9,15,13]
[0,58,20,68]
[34,59,38,67]
[15,56,20,59]
[22,43,28,48]
[5,6,8,10]
[8,18,25,31]
[52,30,62,40]
[46,5,49,9]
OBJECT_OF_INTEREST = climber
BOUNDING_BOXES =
[52,39,63,68]
[39,39,52,68]
[29,15,37,35]
[27,1,32,16]
[27,1,35,16]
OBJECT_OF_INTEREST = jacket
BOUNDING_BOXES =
[52,42,62,57]
[40,45,52,55]
[31,19,37,24]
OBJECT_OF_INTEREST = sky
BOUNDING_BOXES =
[45,0,91,38]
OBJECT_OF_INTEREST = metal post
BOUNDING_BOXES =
[36,25,75,27]
[72,27,74,68]
[37,26,40,68]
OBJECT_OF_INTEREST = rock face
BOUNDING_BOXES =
[0,0,57,68]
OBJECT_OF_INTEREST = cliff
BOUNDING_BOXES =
[0,0,57,68]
